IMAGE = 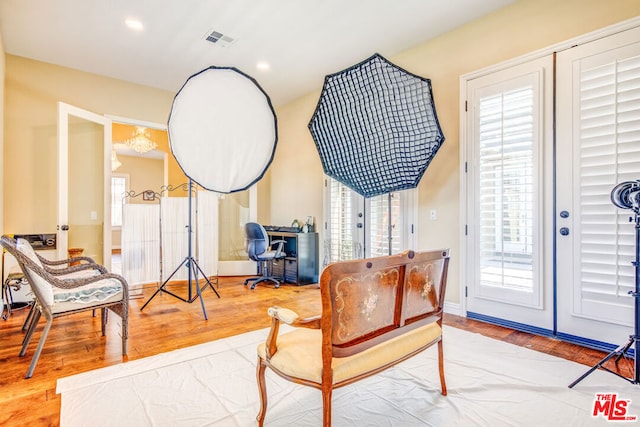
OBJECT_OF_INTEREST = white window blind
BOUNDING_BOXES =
[578,54,640,312]
[328,178,355,262]
[477,82,536,292]
[369,192,403,257]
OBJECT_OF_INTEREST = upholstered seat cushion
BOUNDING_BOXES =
[52,278,124,313]
[257,322,442,385]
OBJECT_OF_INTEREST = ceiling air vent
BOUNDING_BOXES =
[204,29,236,47]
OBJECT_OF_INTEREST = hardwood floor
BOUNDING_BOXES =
[0,276,634,426]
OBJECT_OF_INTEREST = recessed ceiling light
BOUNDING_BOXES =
[256,61,270,71]
[125,18,144,31]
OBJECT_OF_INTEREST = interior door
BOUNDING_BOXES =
[555,27,640,346]
[217,185,257,275]
[57,102,112,269]
[464,55,555,332]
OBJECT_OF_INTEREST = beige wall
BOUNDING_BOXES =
[117,154,165,199]
[0,32,4,236]
[2,0,638,301]
[270,0,640,305]
[3,56,176,234]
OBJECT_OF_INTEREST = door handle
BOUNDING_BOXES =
[560,210,570,218]
[59,225,69,231]
[559,227,570,236]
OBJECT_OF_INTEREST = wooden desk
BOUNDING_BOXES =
[266,231,319,285]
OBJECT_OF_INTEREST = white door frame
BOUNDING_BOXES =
[57,102,112,269]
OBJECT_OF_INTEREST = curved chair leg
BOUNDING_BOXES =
[25,317,53,378]
[256,358,268,426]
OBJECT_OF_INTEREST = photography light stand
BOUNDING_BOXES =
[140,180,220,320]
[569,180,640,388]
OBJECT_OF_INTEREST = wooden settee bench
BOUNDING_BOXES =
[256,249,450,426]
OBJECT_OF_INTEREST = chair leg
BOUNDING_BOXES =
[101,307,108,336]
[20,310,41,356]
[21,302,35,332]
[251,277,280,289]
[438,338,447,396]
[256,358,268,426]
[321,384,332,427]
[121,304,128,356]
[25,317,53,379]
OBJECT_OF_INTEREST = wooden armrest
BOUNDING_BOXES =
[265,306,321,359]
[267,306,321,328]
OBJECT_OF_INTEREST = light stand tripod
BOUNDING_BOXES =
[569,182,640,388]
[140,180,220,319]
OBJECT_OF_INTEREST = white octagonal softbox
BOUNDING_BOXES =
[168,66,278,193]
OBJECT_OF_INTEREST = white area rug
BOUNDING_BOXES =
[57,326,640,426]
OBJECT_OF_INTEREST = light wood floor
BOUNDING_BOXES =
[0,276,634,426]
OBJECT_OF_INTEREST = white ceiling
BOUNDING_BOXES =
[0,0,514,107]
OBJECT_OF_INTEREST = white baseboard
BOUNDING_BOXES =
[444,301,464,317]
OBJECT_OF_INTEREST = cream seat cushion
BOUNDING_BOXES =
[257,322,442,385]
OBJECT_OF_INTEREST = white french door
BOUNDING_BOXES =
[324,177,415,265]
[464,56,555,332]
[57,102,112,269]
[464,24,640,348]
[555,26,640,346]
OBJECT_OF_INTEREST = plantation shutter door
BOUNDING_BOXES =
[556,26,640,344]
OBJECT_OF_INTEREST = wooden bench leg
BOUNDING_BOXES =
[256,358,268,426]
[438,339,447,396]
[321,384,332,427]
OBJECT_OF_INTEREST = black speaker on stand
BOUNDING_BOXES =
[569,180,640,387]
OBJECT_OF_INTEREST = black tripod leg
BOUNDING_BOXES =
[189,259,208,320]
[614,338,634,364]
[569,338,633,388]
[140,257,189,311]
[193,261,220,298]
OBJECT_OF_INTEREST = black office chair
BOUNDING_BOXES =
[244,223,286,289]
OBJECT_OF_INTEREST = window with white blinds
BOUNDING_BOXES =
[578,54,640,312]
[476,74,539,294]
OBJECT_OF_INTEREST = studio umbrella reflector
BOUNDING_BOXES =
[168,66,278,194]
[308,53,444,198]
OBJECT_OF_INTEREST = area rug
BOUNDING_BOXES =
[57,326,640,426]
